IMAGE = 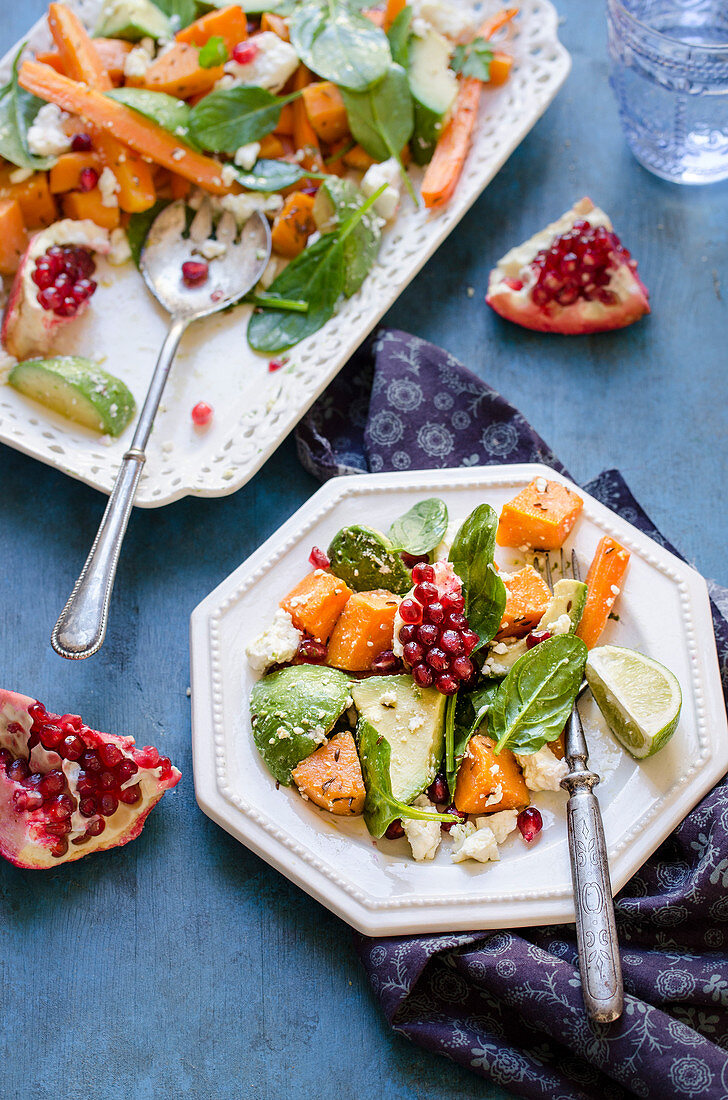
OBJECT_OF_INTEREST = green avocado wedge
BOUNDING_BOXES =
[94,0,171,41]
[327,524,412,595]
[8,356,136,437]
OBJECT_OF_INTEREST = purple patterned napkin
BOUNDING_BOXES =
[296,330,728,1100]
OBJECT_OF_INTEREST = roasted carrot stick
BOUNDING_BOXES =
[576,537,631,649]
[383,0,407,32]
[292,65,324,173]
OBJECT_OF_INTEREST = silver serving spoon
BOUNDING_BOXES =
[51,199,271,660]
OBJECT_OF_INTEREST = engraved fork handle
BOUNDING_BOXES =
[562,707,624,1022]
[51,316,188,660]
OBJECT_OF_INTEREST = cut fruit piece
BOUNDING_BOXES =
[486,197,650,334]
[0,166,57,228]
[497,477,584,550]
[0,689,180,869]
[302,81,349,144]
[95,0,171,41]
[351,674,446,804]
[496,565,551,640]
[280,570,353,643]
[328,524,412,595]
[485,578,588,676]
[0,200,27,275]
[291,731,365,815]
[8,356,136,436]
[577,536,631,649]
[326,589,400,671]
[142,43,224,99]
[585,645,682,759]
[454,734,530,814]
[408,28,458,166]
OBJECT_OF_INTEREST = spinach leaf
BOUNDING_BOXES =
[289,0,391,92]
[189,86,301,152]
[451,37,494,81]
[339,64,416,201]
[387,4,413,68]
[106,87,196,144]
[388,498,448,556]
[314,176,383,296]
[152,0,197,30]
[236,0,296,12]
[199,35,229,68]
[445,679,499,795]
[490,635,588,756]
[127,199,170,268]
[0,47,55,170]
[449,504,507,650]
[234,158,322,192]
[358,719,457,838]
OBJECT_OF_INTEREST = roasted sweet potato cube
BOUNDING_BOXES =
[280,571,353,642]
[454,735,529,814]
[291,732,365,815]
[326,589,399,671]
[497,478,583,550]
[496,565,551,639]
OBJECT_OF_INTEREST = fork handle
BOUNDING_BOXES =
[51,316,187,660]
[563,764,624,1022]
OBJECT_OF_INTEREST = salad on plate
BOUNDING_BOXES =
[245,477,682,864]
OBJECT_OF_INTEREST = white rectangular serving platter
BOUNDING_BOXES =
[190,465,728,936]
[0,0,570,506]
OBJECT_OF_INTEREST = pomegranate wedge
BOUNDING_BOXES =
[0,689,180,868]
[486,197,650,335]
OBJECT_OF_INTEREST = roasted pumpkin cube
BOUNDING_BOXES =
[62,188,120,230]
[326,589,399,671]
[454,735,529,815]
[143,43,223,99]
[497,478,584,550]
[49,151,102,194]
[291,731,365,815]
[0,167,57,228]
[271,191,317,259]
[280,570,353,643]
[302,81,350,143]
[496,565,551,639]
[0,200,26,274]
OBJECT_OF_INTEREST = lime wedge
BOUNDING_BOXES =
[585,645,682,759]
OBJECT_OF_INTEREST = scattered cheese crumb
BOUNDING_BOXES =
[403,795,441,861]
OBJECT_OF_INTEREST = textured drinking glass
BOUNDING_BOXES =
[607,0,728,183]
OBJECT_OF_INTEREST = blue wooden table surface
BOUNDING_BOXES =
[1,4,726,1098]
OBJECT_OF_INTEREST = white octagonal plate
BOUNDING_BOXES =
[190,465,728,935]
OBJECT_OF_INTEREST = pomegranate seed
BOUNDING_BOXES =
[440,629,465,656]
[412,662,434,688]
[72,278,96,302]
[61,735,84,761]
[400,552,429,569]
[403,641,424,666]
[79,797,97,817]
[158,757,172,778]
[427,774,448,803]
[441,803,466,832]
[38,286,62,311]
[399,598,422,625]
[416,624,439,648]
[370,650,401,675]
[119,784,142,805]
[191,401,213,427]
[297,638,327,663]
[308,546,330,570]
[413,581,438,605]
[79,166,98,191]
[99,793,118,816]
[268,358,286,372]
[14,789,44,811]
[182,260,209,287]
[39,770,65,798]
[82,750,103,773]
[32,263,54,289]
[411,562,435,584]
[461,629,480,654]
[76,772,96,796]
[503,276,523,290]
[29,701,47,724]
[86,817,105,836]
[99,770,117,791]
[40,724,63,748]
[71,132,93,151]
[384,819,404,839]
[116,759,138,784]
[441,592,464,613]
[138,746,160,769]
[452,656,475,681]
[51,838,69,858]
[426,647,448,672]
[232,40,259,64]
[398,623,418,645]
[424,601,445,625]
[55,296,78,318]
[517,807,543,843]
[526,629,552,650]
[7,759,29,782]
[436,673,459,695]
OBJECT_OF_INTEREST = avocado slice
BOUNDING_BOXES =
[313,178,382,298]
[351,675,446,804]
[484,578,589,677]
[95,0,171,41]
[8,356,136,436]
[408,30,458,165]
[250,665,352,785]
[327,525,412,595]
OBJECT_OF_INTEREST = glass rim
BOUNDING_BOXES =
[608,0,728,53]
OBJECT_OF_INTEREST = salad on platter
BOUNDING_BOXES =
[0,0,519,435]
[245,478,682,864]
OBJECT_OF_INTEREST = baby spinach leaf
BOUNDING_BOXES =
[339,63,416,201]
[449,504,507,650]
[358,719,457,838]
[233,158,323,192]
[445,679,499,795]
[388,498,448,556]
[314,176,382,296]
[289,0,392,92]
[451,37,494,81]
[387,5,413,68]
[152,0,197,30]
[199,35,229,69]
[106,87,197,144]
[0,47,55,170]
[127,199,170,268]
[489,635,588,756]
[189,86,301,152]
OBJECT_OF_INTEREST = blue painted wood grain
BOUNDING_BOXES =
[1,3,726,1098]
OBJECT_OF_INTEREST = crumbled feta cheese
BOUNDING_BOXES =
[610,585,621,596]
[380,690,397,708]
[476,809,518,844]
[361,158,401,221]
[515,746,568,791]
[198,238,227,261]
[98,166,121,208]
[451,821,500,863]
[535,477,548,493]
[221,32,299,93]
[403,795,442,861]
[27,103,72,158]
[108,227,132,265]
[219,190,283,227]
[234,142,261,171]
[123,37,155,80]
[492,642,508,655]
[221,163,238,188]
[411,0,479,40]
[484,783,503,808]
[549,613,573,636]
[245,608,302,673]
